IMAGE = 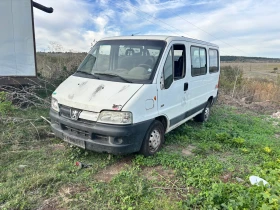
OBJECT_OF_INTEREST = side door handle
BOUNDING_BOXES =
[184,82,188,91]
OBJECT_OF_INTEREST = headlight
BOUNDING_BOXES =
[51,97,59,112]
[97,111,132,124]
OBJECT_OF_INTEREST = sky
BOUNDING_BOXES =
[33,0,280,57]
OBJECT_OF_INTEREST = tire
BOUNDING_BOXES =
[139,120,165,156]
[194,101,211,122]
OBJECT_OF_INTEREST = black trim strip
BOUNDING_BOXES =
[170,102,207,126]
[31,0,38,79]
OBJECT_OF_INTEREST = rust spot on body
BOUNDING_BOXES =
[118,85,129,93]
[78,81,88,87]
[89,84,104,101]
[68,94,74,99]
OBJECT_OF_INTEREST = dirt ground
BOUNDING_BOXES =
[217,92,280,115]
[94,156,132,182]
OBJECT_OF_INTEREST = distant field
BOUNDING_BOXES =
[35,53,280,82]
[221,62,280,81]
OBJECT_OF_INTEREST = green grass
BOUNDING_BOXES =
[0,105,279,209]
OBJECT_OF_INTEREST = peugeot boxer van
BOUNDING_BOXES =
[50,35,220,156]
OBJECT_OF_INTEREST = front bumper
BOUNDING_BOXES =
[49,109,153,155]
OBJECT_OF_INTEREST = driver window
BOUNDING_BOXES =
[162,44,186,89]
[77,49,97,73]
[173,44,186,80]
[99,45,111,55]
[163,48,173,89]
[95,45,111,70]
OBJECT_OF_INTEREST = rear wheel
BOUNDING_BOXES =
[139,121,164,156]
[194,101,211,122]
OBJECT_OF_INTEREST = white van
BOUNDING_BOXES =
[50,35,220,156]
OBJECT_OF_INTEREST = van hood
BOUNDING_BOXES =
[53,75,143,112]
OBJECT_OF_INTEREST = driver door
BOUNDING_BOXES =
[157,43,187,129]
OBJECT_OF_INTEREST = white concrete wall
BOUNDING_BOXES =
[0,0,36,76]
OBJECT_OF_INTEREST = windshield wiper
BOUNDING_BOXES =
[76,71,100,79]
[94,72,132,83]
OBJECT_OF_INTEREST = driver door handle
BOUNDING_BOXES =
[184,82,188,91]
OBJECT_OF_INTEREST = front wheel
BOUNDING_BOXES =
[139,121,164,156]
[194,101,211,122]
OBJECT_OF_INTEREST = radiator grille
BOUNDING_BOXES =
[59,104,96,124]
[62,124,90,138]
[59,104,72,119]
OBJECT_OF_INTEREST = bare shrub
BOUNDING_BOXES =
[220,66,243,94]
[239,78,280,102]
[36,52,86,84]
[272,67,279,73]
[1,80,52,109]
[0,84,53,150]
[220,66,280,103]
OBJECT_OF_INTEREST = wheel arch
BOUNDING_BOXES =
[155,115,168,132]
[208,96,214,106]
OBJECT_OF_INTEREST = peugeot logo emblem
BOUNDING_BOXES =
[70,109,81,120]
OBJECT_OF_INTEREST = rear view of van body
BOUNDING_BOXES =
[50,36,220,156]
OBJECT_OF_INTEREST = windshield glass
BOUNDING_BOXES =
[75,40,166,83]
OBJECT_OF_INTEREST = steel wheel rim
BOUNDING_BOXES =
[204,107,210,121]
[149,129,161,152]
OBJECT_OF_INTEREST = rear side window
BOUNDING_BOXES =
[209,49,219,73]
[191,46,207,76]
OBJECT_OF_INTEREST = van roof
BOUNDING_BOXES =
[100,35,219,48]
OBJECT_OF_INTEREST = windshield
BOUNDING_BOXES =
[75,40,166,83]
